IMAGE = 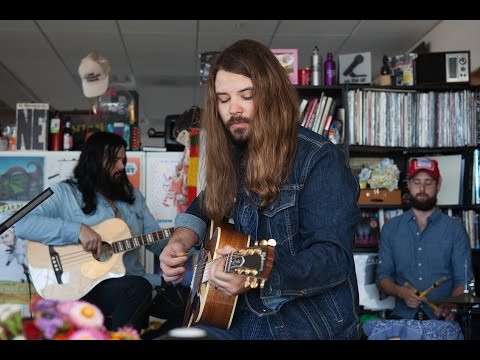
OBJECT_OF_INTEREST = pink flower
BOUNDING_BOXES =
[68,301,104,329]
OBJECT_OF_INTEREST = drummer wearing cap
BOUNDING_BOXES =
[376,158,473,322]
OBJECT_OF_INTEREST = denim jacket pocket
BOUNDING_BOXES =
[262,187,297,217]
[261,187,297,247]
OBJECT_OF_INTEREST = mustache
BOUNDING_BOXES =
[226,116,250,127]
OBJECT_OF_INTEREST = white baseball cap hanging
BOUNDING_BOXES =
[78,52,111,98]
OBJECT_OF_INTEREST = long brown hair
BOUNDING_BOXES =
[202,39,299,222]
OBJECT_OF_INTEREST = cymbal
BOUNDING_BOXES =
[431,293,480,306]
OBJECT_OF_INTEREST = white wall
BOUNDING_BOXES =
[411,20,480,70]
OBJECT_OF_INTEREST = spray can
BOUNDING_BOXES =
[311,46,321,86]
[324,52,336,86]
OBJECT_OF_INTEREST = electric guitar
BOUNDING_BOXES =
[26,218,173,301]
[183,222,276,329]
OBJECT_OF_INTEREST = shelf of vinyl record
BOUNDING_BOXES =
[346,88,478,147]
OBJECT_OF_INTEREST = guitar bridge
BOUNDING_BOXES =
[48,246,63,284]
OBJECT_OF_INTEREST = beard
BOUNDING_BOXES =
[225,115,250,144]
[409,193,437,211]
[99,170,134,202]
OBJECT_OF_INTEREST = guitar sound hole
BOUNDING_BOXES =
[94,242,113,262]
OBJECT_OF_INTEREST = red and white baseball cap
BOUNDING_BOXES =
[408,158,440,181]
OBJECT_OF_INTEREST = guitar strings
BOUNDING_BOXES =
[194,256,226,283]
[59,254,98,266]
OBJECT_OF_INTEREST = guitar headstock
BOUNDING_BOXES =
[224,239,276,289]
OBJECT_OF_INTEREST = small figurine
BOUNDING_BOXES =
[379,55,392,86]
[380,55,391,75]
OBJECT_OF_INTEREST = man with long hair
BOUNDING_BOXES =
[160,39,362,339]
[16,132,166,332]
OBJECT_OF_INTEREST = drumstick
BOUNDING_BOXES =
[404,282,440,312]
[418,276,448,298]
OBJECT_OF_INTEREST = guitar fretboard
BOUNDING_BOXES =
[111,228,173,253]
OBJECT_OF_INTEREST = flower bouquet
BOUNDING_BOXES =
[367,158,400,191]
[357,158,402,205]
[1,296,140,340]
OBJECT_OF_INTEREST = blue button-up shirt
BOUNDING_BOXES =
[15,181,166,287]
[376,208,473,319]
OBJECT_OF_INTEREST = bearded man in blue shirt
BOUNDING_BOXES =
[377,158,473,322]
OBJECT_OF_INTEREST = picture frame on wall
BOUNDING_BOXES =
[271,49,298,85]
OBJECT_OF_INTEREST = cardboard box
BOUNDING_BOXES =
[358,189,402,206]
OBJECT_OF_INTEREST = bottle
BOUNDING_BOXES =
[324,52,336,86]
[311,46,321,86]
[63,120,73,151]
[49,112,62,151]
[0,127,8,151]
[8,126,16,151]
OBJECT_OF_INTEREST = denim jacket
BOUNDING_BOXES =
[176,126,362,339]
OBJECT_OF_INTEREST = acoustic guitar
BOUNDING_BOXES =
[183,222,275,329]
[26,218,173,301]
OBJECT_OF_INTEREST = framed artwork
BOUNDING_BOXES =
[271,49,298,85]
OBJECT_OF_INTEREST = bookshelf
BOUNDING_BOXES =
[296,84,480,250]
[297,83,480,316]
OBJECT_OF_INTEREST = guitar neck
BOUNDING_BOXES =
[111,228,173,254]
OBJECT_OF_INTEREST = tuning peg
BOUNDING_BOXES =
[235,269,243,275]
[239,249,247,255]
[259,240,268,246]
[260,279,266,288]
[244,269,251,275]
[267,239,277,247]
[251,269,258,276]
[254,248,262,254]
[245,277,251,288]
[250,279,258,289]
[254,241,259,246]
[247,249,254,255]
